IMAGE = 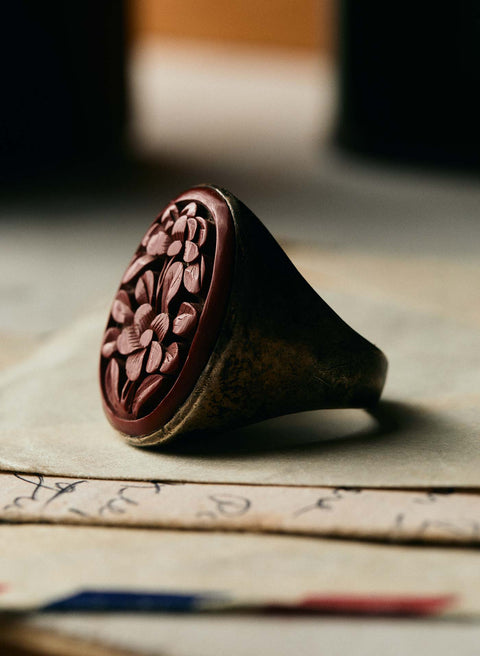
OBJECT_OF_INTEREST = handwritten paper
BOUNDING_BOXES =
[0,248,479,487]
[1,523,479,616]
[1,473,480,545]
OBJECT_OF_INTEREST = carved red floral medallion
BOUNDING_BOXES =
[100,187,234,438]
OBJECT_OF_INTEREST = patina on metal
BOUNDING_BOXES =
[100,184,388,446]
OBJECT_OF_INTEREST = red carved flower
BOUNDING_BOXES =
[104,268,200,383]
[101,290,133,358]
[101,198,212,420]
[134,264,186,315]
[144,202,208,295]
[117,304,178,381]
[101,327,120,358]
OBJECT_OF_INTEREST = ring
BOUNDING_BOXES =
[100,185,388,446]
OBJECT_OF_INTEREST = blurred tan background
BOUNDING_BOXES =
[130,0,334,53]
[2,0,479,342]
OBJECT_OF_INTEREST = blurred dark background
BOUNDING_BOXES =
[1,0,479,350]
[3,0,480,185]
[0,0,330,184]
[338,1,480,167]
[1,2,127,182]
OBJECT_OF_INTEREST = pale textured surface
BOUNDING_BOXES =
[2,473,480,544]
[28,614,480,656]
[0,524,479,615]
[0,246,478,487]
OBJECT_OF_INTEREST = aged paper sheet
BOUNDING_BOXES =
[0,249,478,487]
[19,614,480,656]
[1,473,479,545]
[0,524,479,616]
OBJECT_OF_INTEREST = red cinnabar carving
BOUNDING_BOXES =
[100,201,215,421]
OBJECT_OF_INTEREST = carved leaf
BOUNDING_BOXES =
[134,303,155,334]
[120,379,136,415]
[167,240,183,257]
[200,254,206,285]
[117,325,141,355]
[116,289,132,306]
[146,341,163,373]
[160,342,180,374]
[196,217,208,247]
[184,258,203,294]
[141,222,161,247]
[122,254,156,284]
[105,358,120,407]
[183,240,199,263]
[183,202,197,218]
[139,328,154,348]
[101,327,120,357]
[161,261,184,311]
[172,216,187,240]
[111,296,133,325]
[161,204,179,228]
[101,342,116,358]
[126,348,147,381]
[146,231,172,256]
[103,327,120,343]
[172,302,198,336]
[135,270,156,306]
[132,374,167,417]
[187,218,197,241]
[151,312,169,341]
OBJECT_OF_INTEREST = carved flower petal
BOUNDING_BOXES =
[172,216,187,240]
[140,328,154,348]
[146,341,163,373]
[126,348,147,381]
[120,379,136,415]
[146,231,172,256]
[122,254,156,284]
[103,326,120,345]
[134,303,155,334]
[105,358,120,406]
[187,218,197,241]
[151,312,169,341]
[135,270,156,305]
[102,340,117,358]
[167,240,183,257]
[141,222,161,247]
[116,289,131,306]
[132,374,167,417]
[111,298,134,325]
[184,259,202,294]
[172,302,198,336]
[183,240,199,263]
[117,325,141,355]
[161,204,179,227]
[160,342,180,374]
[182,202,197,218]
[121,379,132,403]
[196,217,208,247]
[163,217,175,232]
[161,261,184,311]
